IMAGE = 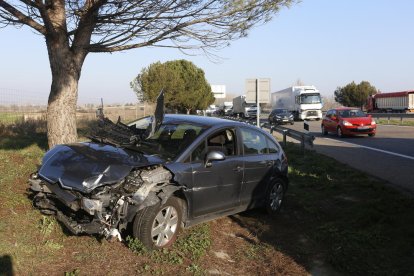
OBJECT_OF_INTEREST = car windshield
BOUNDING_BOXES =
[274,109,288,114]
[300,94,322,104]
[134,122,207,160]
[339,109,366,118]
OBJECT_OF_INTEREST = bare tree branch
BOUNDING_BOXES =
[0,0,45,34]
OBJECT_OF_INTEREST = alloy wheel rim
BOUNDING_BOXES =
[269,184,283,211]
[151,206,178,247]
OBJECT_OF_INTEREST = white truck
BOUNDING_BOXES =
[232,95,257,118]
[217,101,233,116]
[271,86,323,120]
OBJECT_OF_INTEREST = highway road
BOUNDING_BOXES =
[275,121,414,194]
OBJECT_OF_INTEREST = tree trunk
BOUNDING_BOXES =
[46,71,79,148]
[46,35,86,148]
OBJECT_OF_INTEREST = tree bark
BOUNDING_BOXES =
[46,33,87,148]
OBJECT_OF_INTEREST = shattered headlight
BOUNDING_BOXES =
[82,165,132,193]
[82,174,104,192]
[81,198,103,215]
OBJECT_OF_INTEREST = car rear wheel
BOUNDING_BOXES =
[133,197,182,250]
[321,125,328,135]
[337,127,344,138]
[266,178,286,216]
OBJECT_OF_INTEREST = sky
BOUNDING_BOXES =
[1,0,413,104]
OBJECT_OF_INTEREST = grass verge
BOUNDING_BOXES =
[283,143,414,275]
[377,118,414,126]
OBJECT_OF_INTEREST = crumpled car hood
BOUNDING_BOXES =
[38,142,164,193]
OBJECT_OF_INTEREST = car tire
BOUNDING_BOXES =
[368,133,375,137]
[290,122,294,125]
[265,178,286,216]
[337,127,344,138]
[321,125,328,135]
[132,197,182,250]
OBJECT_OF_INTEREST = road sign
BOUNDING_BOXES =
[245,78,270,103]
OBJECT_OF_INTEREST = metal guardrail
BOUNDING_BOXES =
[264,123,315,153]
[369,113,414,125]
[221,116,315,154]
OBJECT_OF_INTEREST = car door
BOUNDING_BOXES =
[189,128,244,218]
[326,110,338,132]
[238,127,274,208]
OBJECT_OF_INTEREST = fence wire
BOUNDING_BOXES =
[0,88,152,125]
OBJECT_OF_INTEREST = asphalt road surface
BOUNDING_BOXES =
[276,120,414,194]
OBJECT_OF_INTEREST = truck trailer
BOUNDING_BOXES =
[232,95,257,118]
[271,86,323,120]
[366,91,414,113]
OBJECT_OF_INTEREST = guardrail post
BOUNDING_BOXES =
[301,135,305,154]
[282,130,287,146]
[400,116,403,125]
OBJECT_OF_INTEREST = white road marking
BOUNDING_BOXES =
[323,138,414,161]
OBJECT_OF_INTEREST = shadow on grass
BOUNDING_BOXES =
[0,255,14,276]
[0,119,98,151]
[230,143,414,275]
[0,120,48,150]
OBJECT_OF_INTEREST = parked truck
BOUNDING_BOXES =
[271,86,323,120]
[366,90,414,113]
[232,95,257,118]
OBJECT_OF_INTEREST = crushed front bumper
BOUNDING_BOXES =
[29,177,117,238]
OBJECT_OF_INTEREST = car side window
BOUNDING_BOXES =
[266,137,279,154]
[190,128,237,163]
[207,129,237,156]
[326,110,332,118]
[191,141,206,162]
[241,128,268,155]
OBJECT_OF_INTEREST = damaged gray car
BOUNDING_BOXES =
[29,94,289,249]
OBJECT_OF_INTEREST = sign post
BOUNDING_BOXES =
[245,78,270,128]
[256,79,260,127]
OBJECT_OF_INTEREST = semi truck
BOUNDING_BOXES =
[271,86,323,120]
[366,90,414,113]
[232,95,257,118]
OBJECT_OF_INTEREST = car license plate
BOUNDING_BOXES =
[358,126,369,130]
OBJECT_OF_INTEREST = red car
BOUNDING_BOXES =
[321,107,376,137]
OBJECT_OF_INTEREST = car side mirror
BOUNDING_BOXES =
[205,151,225,168]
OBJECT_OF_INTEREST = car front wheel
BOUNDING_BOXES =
[337,127,344,138]
[266,178,286,216]
[133,197,182,250]
[321,125,328,135]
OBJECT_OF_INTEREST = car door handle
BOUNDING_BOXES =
[233,166,243,172]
